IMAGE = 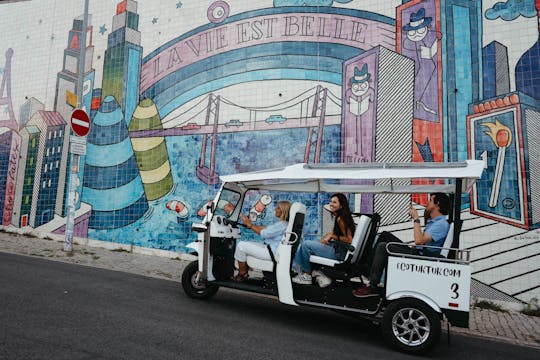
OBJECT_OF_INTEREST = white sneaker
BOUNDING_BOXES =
[316,273,332,288]
[292,273,312,285]
[311,270,324,278]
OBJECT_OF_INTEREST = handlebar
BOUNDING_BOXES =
[222,218,246,228]
[281,231,299,245]
[385,242,470,263]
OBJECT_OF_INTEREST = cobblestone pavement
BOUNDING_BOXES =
[1,229,539,350]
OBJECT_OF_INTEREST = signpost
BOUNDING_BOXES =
[64,0,90,253]
[64,108,90,253]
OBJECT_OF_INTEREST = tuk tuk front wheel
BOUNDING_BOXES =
[381,298,441,354]
[181,261,219,299]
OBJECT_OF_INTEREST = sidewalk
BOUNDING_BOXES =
[1,229,539,349]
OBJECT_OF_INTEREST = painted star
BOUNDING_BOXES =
[99,25,107,35]
[176,1,182,9]
[152,17,158,24]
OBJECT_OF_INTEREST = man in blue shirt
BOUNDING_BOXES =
[352,193,450,297]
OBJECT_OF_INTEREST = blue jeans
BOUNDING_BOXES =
[294,240,337,273]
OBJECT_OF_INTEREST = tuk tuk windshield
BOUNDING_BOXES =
[215,188,241,218]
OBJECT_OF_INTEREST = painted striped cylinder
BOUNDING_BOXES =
[82,96,148,229]
[128,98,173,201]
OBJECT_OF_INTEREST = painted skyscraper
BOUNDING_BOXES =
[54,15,95,119]
[27,111,67,227]
[482,41,510,99]
[54,14,96,218]
[82,96,148,229]
[101,0,142,127]
[129,98,173,200]
[515,1,540,101]
[11,125,40,227]
[0,128,21,226]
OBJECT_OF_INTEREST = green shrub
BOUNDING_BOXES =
[522,298,540,317]
[474,300,506,312]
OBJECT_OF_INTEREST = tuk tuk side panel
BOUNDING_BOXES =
[186,241,203,269]
[275,244,298,306]
[386,257,471,312]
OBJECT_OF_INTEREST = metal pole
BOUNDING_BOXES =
[64,0,89,252]
[450,178,463,259]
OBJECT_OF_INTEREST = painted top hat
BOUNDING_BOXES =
[350,63,370,84]
[402,7,432,31]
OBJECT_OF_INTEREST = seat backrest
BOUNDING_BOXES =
[347,215,372,263]
[356,213,381,270]
[283,202,306,259]
[439,222,454,258]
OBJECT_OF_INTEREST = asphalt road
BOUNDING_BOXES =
[0,252,538,360]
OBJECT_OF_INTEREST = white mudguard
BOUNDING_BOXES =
[186,242,203,262]
[185,241,215,281]
[386,256,471,312]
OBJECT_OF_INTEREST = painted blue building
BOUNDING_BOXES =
[82,96,148,229]
[482,41,510,99]
[440,0,483,162]
[101,0,142,126]
[515,29,540,100]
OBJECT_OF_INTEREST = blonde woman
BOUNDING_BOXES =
[233,200,291,282]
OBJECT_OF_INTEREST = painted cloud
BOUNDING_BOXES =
[485,0,537,21]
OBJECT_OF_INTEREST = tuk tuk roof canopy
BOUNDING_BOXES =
[219,160,485,194]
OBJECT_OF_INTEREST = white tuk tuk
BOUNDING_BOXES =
[181,161,485,354]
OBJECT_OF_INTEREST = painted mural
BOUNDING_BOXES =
[0,0,539,304]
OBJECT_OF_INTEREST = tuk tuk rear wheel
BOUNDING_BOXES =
[181,261,219,299]
[381,298,441,354]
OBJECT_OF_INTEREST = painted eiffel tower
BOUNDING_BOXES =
[0,48,18,131]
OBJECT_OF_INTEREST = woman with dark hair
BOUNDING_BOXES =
[292,193,355,285]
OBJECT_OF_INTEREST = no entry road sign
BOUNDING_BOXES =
[70,109,90,137]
